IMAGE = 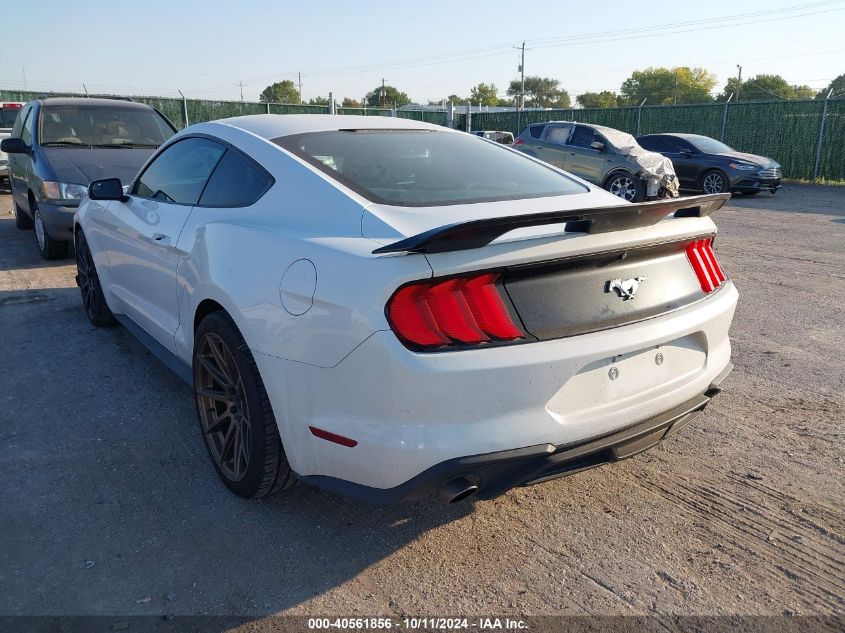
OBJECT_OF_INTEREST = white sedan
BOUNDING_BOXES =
[74,115,737,504]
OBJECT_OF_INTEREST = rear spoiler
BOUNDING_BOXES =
[372,193,730,255]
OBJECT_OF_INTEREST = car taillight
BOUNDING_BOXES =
[387,272,524,350]
[686,238,727,293]
[512,138,525,146]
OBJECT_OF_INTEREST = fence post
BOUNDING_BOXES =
[720,93,733,142]
[446,101,454,128]
[466,106,471,133]
[266,101,270,114]
[178,90,189,128]
[636,98,647,136]
[812,89,833,182]
[329,92,335,115]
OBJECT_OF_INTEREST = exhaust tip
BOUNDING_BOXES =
[437,477,479,505]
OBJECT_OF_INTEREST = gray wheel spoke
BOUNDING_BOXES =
[205,408,231,435]
[197,387,229,402]
[219,423,237,464]
[198,353,232,389]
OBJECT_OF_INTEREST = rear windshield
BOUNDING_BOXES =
[39,105,175,148]
[274,129,587,206]
[1,107,22,128]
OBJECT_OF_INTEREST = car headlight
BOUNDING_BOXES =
[40,181,88,205]
[728,163,759,171]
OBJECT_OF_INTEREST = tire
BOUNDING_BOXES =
[14,200,34,230]
[701,170,729,195]
[33,202,69,259]
[75,231,117,327]
[604,172,644,202]
[193,311,294,498]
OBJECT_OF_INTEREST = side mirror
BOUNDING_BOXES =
[590,141,605,151]
[0,137,28,154]
[88,178,126,201]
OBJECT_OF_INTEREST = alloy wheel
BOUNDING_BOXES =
[195,333,251,482]
[703,173,725,194]
[608,176,637,201]
[76,241,97,318]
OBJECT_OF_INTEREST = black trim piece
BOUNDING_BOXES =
[114,314,193,385]
[372,193,730,255]
[299,387,724,505]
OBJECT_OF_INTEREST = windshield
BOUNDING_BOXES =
[689,136,734,154]
[39,105,175,147]
[274,130,586,206]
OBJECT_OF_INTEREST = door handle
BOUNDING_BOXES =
[152,233,171,245]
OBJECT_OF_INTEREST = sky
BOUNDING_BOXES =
[1,0,842,103]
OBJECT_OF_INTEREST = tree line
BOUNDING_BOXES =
[259,71,844,110]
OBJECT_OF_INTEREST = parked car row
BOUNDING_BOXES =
[511,121,781,201]
[0,101,25,181]
[1,97,177,258]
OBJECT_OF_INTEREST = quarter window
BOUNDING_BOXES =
[199,148,273,207]
[133,137,225,205]
[20,108,34,145]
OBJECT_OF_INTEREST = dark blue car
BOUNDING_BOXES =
[1,98,176,258]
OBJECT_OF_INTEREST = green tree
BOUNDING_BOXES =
[506,76,570,108]
[447,94,468,106]
[576,91,618,108]
[817,73,845,98]
[720,74,816,102]
[469,82,499,106]
[342,97,362,108]
[365,84,411,107]
[308,96,330,106]
[620,67,716,106]
[259,80,299,104]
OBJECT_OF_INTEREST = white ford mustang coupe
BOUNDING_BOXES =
[75,115,737,504]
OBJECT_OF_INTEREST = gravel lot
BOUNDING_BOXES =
[0,183,842,623]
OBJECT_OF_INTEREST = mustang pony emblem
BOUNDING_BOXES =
[606,276,646,300]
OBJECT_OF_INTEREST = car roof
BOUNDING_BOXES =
[34,97,154,110]
[214,114,450,139]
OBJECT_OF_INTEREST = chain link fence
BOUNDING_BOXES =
[2,89,842,181]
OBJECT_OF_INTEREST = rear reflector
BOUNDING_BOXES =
[2,103,22,109]
[686,238,727,293]
[387,272,524,350]
[512,138,525,146]
[309,426,358,447]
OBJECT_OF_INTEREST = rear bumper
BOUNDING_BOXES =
[255,281,738,498]
[301,365,731,504]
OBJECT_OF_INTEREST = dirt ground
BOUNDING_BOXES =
[0,182,842,625]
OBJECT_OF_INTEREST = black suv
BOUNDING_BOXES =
[1,98,176,258]
[636,133,781,196]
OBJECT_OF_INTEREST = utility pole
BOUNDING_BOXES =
[22,67,27,92]
[736,65,743,102]
[297,72,303,105]
[514,41,526,134]
[235,81,246,102]
[380,78,387,108]
[673,71,678,105]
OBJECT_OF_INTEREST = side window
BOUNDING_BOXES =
[528,125,544,139]
[11,105,29,137]
[665,137,694,153]
[637,136,664,151]
[542,124,573,145]
[568,125,601,149]
[20,108,34,145]
[199,148,273,207]
[133,137,225,205]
